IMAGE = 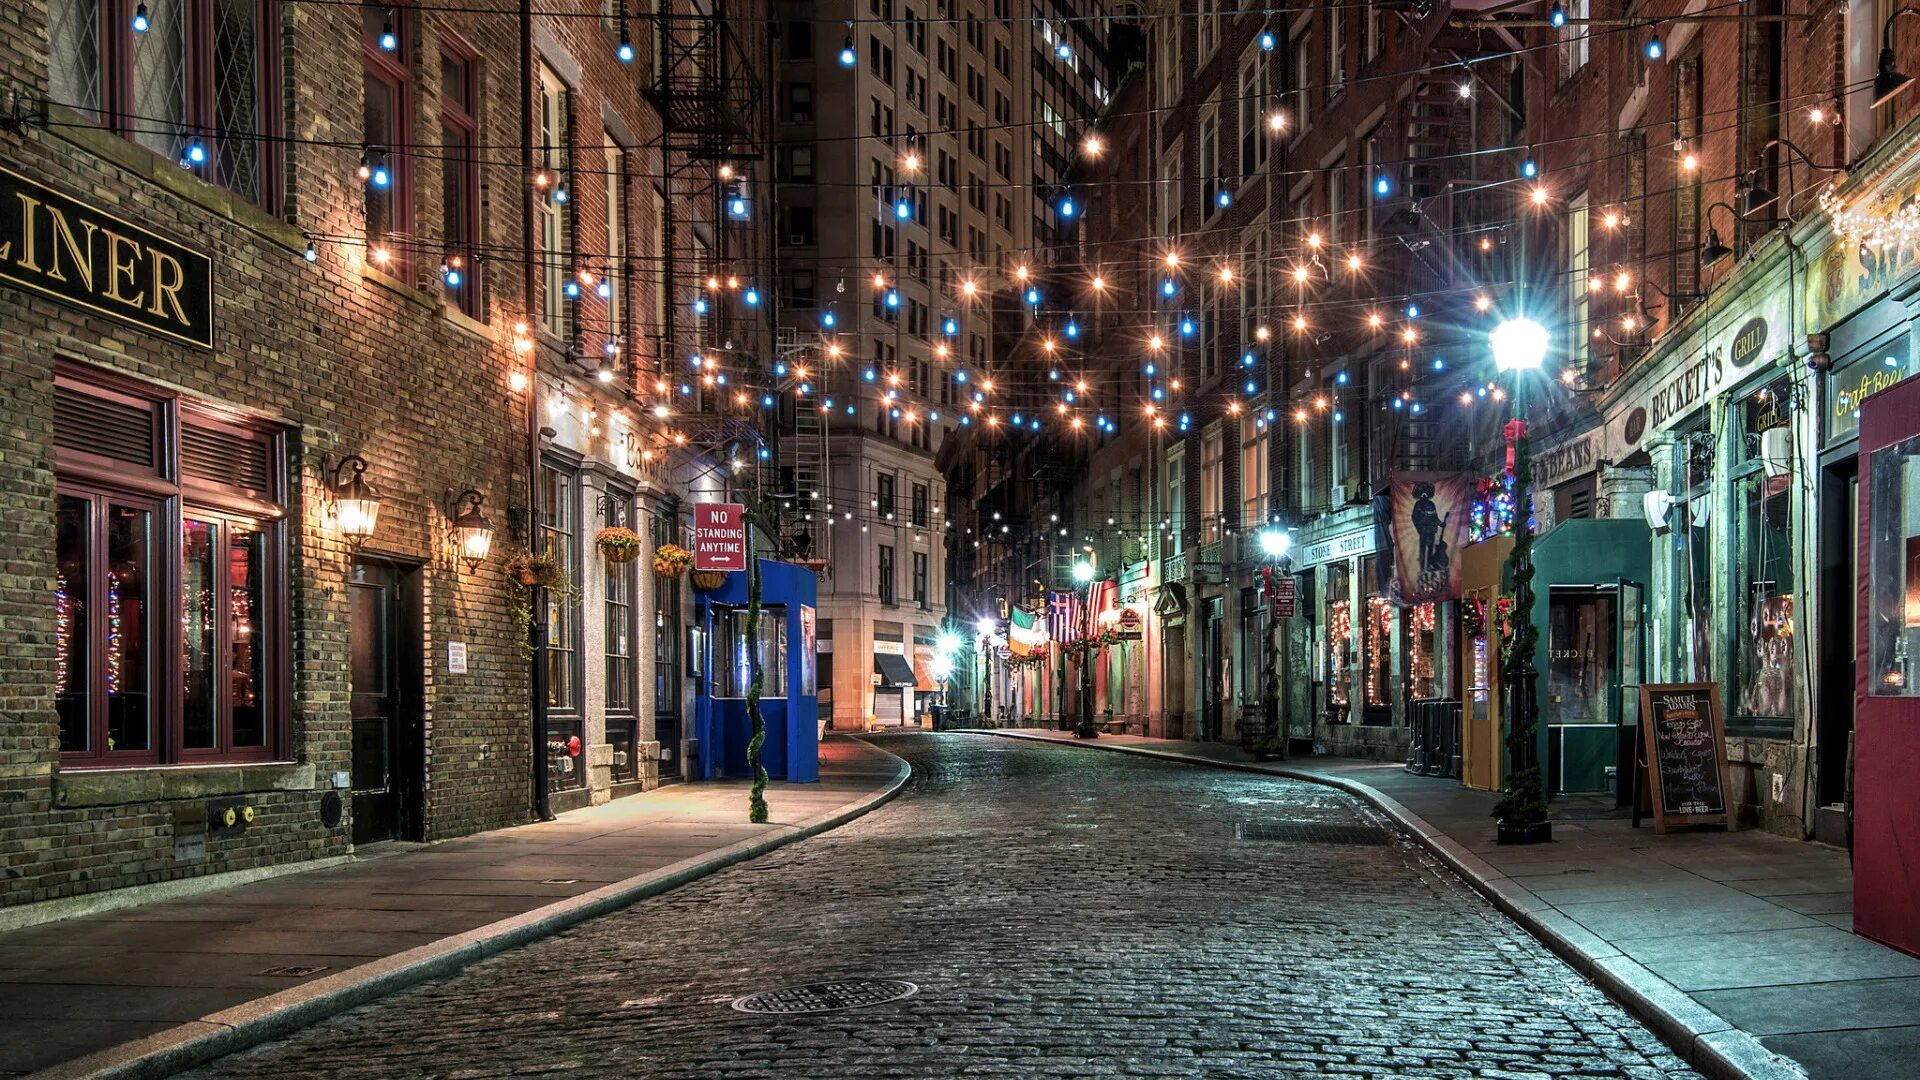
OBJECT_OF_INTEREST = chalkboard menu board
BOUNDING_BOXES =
[1638,683,1732,832]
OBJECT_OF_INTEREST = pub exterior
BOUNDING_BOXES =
[0,0,736,912]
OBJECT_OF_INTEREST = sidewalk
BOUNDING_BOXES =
[2,736,909,1080]
[977,727,1919,1080]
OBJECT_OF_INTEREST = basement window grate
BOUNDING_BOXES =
[1235,820,1391,845]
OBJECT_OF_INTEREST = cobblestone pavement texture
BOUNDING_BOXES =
[182,735,1703,1079]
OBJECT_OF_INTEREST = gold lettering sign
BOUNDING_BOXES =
[0,166,213,348]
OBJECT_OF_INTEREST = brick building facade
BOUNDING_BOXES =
[0,0,755,911]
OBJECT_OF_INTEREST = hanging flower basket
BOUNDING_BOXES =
[690,569,728,591]
[504,548,570,592]
[652,543,693,577]
[596,526,643,564]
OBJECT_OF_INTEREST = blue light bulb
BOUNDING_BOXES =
[956,371,968,382]
[1375,174,1392,197]
[1260,30,1275,51]
[1645,33,1664,61]
[596,279,612,299]
[303,242,318,263]
[444,267,462,287]
[839,41,857,66]
[1065,320,1079,338]
[564,280,581,299]
[1060,197,1076,217]
[617,39,635,63]
[1161,278,1177,297]
[1406,303,1421,319]
[1181,318,1196,336]
[553,184,569,204]
[864,368,877,381]
[1056,41,1072,60]
[1522,157,1538,179]
[744,287,760,305]
[886,289,900,308]
[180,140,207,168]
[1550,2,1567,29]
[822,310,836,327]
[1216,187,1232,208]
[895,199,912,219]
[379,21,397,51]
[370,163,390,187]
[131,3,150,32]
[943,317,959,335]
[1336,370,1349,384]
[1025,287,1040,305]
[1243,352,1256,367]
[694,298,709,315]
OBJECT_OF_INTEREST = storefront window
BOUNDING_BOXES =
[540,461,579,713]
[53,371,287,766]
[1359,555,1393,712]
[1326,561,1353,712]
[1547,588,1615,724]
[719,606,788,697]
[653,501,681,723]
[1734,469,1795,722]
[1867,435,1920,696]
[1465,594,1491,722]
[1237,586,1264,702]
[1408,602,1438,698]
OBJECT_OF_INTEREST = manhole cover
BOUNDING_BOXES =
[1236,820,1390,845]
[255,964,329,977]
[731,979,919,1014]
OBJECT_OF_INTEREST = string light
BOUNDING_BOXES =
[131,3,150,32]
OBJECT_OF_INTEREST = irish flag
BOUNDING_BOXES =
[1009,608,1048,656]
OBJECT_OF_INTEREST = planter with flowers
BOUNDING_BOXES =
[596,526,643,564]
[652,543,693,578]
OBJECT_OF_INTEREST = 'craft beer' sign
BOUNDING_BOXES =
[0,167,213,348]
[692,503,747,571]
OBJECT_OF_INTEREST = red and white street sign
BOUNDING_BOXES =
[692,503,747,571]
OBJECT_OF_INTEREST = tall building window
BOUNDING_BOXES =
[604,137,628,348]
[1201,424,1224,543]
[1327,6,1345,92]
[1241,423,1268,529]
[879,545,896,606]
[1238,52,1267,172]
[1292,31,1312,131]
[536,62,571,338]
[49,0,279,207]
[605,500,636,718]
[877,472,896,518]
[1199,107,1220,215]
[55,365,287,766]
[440,39,480,315]
[652,500,681,735]
[1562,0,1591,76]
[1166,445,1186,556]
[363,5,413,272]
[911,483,929,526]
[913,551,929,608]
[1567,191,1591,371]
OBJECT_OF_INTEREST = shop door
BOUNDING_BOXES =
[1614,580,1645,808]
[1817,464,1857,823]
[1855,387,1920,958]
[349,561,424,845]
[1201,597,1224,741]
[1545,585,1618,796]
[873,687,904,726]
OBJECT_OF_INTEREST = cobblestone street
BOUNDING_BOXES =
[184,736,1701,1079]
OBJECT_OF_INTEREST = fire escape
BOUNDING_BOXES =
[640,4,781,526]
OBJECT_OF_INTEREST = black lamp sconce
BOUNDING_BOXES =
[443,488,495,572]
[322,453,382,548]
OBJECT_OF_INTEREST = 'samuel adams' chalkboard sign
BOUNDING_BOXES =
[1636,683,1733,833]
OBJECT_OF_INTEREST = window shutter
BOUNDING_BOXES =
[181,423,274,497]
[54,384,157,470]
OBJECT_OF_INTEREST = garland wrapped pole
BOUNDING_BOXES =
[1493,407,1550,842]
[744,514,768,824]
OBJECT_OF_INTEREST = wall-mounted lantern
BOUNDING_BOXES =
[445,488,495,572]
[325,454,382,548]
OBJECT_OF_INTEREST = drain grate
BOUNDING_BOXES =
[731,979,919,1015]
[255,964,329,977]
[1236,820,1391,845]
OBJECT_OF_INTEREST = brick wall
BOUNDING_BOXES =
[0,1,679,907]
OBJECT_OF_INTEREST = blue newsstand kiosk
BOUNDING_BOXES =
[691,558,820,783]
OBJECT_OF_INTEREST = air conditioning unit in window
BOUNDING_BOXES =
[1330,483,1349,506]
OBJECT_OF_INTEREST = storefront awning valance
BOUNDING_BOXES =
[874,653,917,687]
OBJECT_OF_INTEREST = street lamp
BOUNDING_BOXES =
[976,614,996,727]
[1072,557,1098,738]
[1255,528,1293,758]
[1489,317,1551,844]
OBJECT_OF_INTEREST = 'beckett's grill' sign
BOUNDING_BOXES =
[0,167,213,349]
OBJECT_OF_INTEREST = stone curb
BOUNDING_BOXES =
[971,729,1806,1080]
[27,741,912,1080]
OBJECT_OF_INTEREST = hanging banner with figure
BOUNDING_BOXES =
[1377,473,1475,606]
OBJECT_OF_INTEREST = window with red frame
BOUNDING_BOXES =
[54,364,289,766]
[47,0,281,209]
[363,3,413,275]
[440,37,481,314]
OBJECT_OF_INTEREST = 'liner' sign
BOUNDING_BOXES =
[0,166,213,348]
[693,503,747,571]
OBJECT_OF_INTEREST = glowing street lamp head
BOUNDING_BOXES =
[976,615,996,636]
[937,630,962,655]
[1072,561,1094,583]
[1258,529,1291,558]
[1490,317,1551,373]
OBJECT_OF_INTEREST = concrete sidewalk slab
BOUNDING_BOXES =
[972,726,1911,1080]
[5,736,908,1080]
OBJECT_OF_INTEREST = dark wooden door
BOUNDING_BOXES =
[350,561,422,844]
